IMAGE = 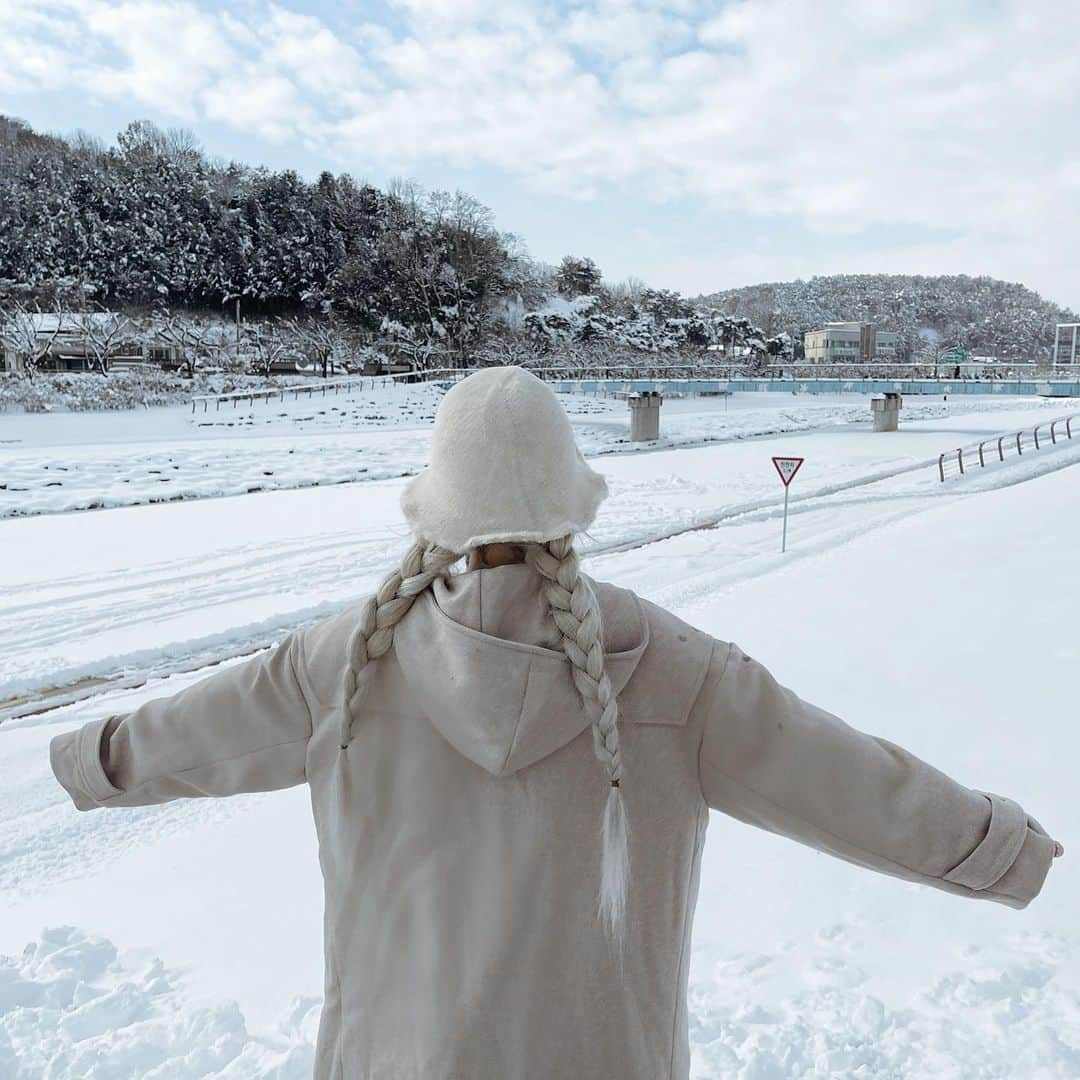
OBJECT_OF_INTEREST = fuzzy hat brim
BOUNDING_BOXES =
[399,366,610,552]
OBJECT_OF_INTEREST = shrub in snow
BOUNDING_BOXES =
[0,370,321,414]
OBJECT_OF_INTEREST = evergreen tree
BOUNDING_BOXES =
[555,256,602,298]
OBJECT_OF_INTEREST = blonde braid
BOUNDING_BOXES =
[525,534,630,945]
[340,539,461,749]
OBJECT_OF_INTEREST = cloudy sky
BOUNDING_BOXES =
[2,0,1077,304]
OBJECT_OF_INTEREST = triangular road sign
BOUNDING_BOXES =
[772,456,804,487]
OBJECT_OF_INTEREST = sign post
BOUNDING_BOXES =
[771,456,804,553]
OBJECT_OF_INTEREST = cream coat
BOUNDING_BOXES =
[50,563,1057,1080]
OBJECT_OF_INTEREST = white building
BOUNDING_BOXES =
[803,322,900,364]
[1053,323,1079,366]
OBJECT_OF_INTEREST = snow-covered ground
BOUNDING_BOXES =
[0,382,1067,518]
[1,391,1077,1077]
[2,393,1077,716]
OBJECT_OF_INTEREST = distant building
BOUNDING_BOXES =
[145,344,183,368]
[0,312,178,372]
[1,312,129,372]
[1053,323,1079,366]
[803,322,900,364]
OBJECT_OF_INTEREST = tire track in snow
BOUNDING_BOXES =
[4,439,1079,724]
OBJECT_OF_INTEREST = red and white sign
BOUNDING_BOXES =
[771,456,804,487]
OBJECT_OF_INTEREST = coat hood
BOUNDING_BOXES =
[393,563,649,777]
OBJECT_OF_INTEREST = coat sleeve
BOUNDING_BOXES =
[695,641,1057,909]
[49,634,313,811]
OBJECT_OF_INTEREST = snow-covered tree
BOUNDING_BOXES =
[150,309,235,376]
[555,256,602,298]
[0,298,66,381]
[5,114,1074,374]
[282,314,349,378]
[243,319,292,377]
[72,308,130,374]
[765,331,794,363]
[639,288,693,325]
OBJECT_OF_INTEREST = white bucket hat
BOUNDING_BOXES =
[401,366,609,551]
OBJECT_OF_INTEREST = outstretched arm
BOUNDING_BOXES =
[696,642,1059,908]
[50,634,313,811]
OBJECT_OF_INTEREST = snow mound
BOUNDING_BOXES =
[0,928,316,1079]
[689,927,1080,1079]
[5,924,1078,1078]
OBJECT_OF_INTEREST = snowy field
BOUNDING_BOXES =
[1,391,1076,716]
[0,381,1067,518]
[1,390,1078,1077]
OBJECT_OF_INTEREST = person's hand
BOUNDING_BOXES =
[1052,841,1065,859]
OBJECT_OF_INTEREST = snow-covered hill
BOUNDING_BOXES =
[700,273,1079,362]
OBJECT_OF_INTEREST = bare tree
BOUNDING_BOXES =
[282,315,347,378]
[73,308,131,375]
[66,129,109,159]
[609,276,647,311]
[378,184,507,368]
[426,189,507,364]
[0,298,66,381]
[375,319,451,373]
[116,120,202,165]
[244,319,292,378]
[151,309,234,376]
[472,331,541,368]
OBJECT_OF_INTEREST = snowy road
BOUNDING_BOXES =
[2,393,1078,1077]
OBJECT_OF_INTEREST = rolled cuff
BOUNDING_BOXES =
[942,791,1055,908]
[985,819,1057,909]
[49,716,125,811]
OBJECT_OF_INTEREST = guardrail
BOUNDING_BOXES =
[938,413,1077,481]
[192,377,359,413]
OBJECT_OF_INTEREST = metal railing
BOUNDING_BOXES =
[189,362,1080,415]
[938,414,1077,481]
[530,363,748,381]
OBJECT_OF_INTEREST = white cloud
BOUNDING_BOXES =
[258,6,380,97]
[565,4,692,61]
[0,0,1077,297]
[0,1,95,93]
[79,0,240,120]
